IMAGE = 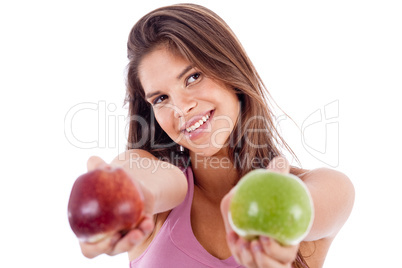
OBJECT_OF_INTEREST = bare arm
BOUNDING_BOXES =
[301,168,355,241]
[108,149,188,214]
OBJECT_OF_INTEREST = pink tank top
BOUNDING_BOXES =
[130,166,244,267]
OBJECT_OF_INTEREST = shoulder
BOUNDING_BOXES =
[292,166,355,241]
[291,166,354,201]
[300,167,355,207]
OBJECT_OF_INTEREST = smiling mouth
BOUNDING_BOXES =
[183,110,213,133]
[186,114,210,133]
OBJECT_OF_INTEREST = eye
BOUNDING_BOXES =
[186,72,201,86]
[152,95,168,105]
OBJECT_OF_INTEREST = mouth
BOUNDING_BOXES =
[181,110,214,133]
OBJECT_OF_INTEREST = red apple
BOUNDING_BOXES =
[68,166,144,243]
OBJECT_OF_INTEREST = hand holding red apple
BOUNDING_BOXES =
[68,156,155,258]
[68,166,144,243]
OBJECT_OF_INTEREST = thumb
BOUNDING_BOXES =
[267,156,290,174]
[220,188,236,231]
[87,156,109,171]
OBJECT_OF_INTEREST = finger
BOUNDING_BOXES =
[109,229,144,255]
[137,214,154,233]
[226,231,242,264]
[87,156,109,171]
[267,156,290,174]
[79,233,120,258]
[254,250,290,268]
[236,238,257,268]
[220,188,236,231]
[252,239,293,268]
[259,236,299,264]
[109,214,155,255]
[251,240,282,268]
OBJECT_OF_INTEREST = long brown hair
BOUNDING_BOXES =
[125,4,308,267]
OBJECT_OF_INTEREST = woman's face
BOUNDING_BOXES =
[138,47,240,157]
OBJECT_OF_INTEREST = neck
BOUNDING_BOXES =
[189,151,238,202]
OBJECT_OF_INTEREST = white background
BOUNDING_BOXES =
[1,0,401,267]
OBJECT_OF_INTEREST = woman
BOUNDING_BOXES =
[79,4,354,267]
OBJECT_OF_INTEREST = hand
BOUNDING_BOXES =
[220,156,300,267]
[78,156,155,258]
[79,215,154,258]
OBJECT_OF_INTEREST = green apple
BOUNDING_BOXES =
[229,169,314,245]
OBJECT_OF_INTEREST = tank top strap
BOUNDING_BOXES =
[167,166,195,222]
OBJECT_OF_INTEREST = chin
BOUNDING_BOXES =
[190,145,229,159]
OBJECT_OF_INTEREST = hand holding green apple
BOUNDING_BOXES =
[229,169,314,246]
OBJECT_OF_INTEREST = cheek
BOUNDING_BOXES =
[155,111,169,129]
[154,108,177,135]
[219,91,240,121]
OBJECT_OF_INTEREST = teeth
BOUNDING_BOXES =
[186,114,210,132]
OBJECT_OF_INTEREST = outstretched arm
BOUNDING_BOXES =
[109,149,188,214]
[220,157,355,267]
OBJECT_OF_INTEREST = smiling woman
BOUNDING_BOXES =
[138,47,240,156]
[125,5,288,176]
[75,3,354,268]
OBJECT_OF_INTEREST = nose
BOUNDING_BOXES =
[173,95,197,119]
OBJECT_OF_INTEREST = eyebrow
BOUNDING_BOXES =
[177,65,193,80]
[145,90,161,100]
[145,65,193,100]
